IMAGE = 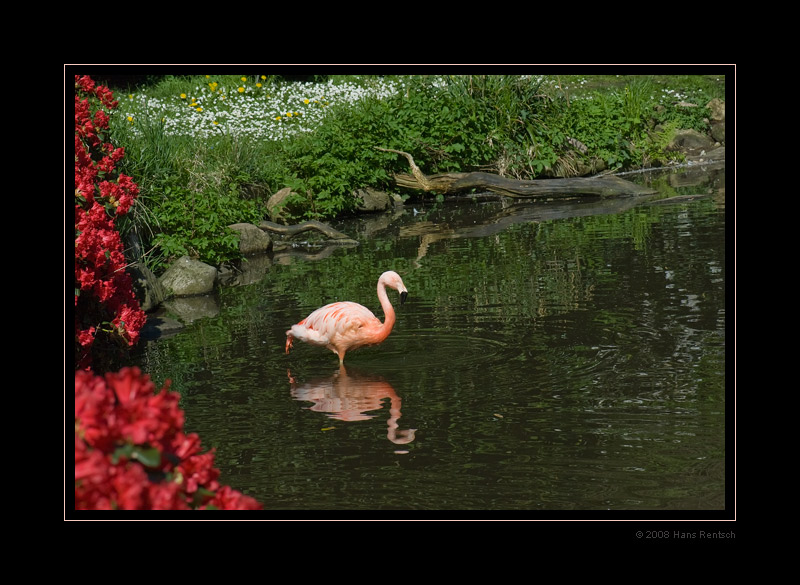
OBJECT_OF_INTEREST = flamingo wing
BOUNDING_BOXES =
[291,302,378,348]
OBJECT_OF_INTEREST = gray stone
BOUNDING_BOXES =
[710,121,725,144]
[228,222,272,255]
[159,255,217,297]
[356,188,392,212]
[666,129,716,154]
[706,98,725,122]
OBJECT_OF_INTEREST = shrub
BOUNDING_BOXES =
[75,367,262,510]
[74,75,146,371]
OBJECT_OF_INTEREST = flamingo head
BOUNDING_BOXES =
[380,271,408,305]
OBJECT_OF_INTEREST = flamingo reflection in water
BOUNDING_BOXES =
[289,365,416,446]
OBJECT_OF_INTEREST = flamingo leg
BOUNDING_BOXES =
[285,334,293,354]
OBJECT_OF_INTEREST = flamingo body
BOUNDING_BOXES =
[286,271,408,363]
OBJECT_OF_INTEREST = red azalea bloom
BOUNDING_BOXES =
[74,78,261,511]
[75,368,263,510]
[75,75,95,93]
[77,327,95,348]
[109,461,148,510]
[203,486,263,510]
[174,432,203,459]
[74,76,145,370]
[147,480,190,510]
[178,451,220,494]
[93,109,109,129]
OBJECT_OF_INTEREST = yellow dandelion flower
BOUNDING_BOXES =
[304,99,310,104]
[127,115,133,122]
[286,112,292,117]
[180,93,187,99]
[274,116,282,121]
[213,120,219,125]
[261,75,266,80]
[196,107,203,112]
[238,87,245,93]
[256,83,262,88]
[241,77,247,82]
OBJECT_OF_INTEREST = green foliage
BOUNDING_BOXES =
[383,76,493,174]
[652,101,711,134]
[142,178,253,272]
[277,98,397,220]
[112,108,270,271]
[109,73,726,274]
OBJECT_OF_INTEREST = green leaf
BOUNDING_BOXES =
[111,443,162,468]
[131,445,162,468]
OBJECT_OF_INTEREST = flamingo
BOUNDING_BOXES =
[285,271,409,364]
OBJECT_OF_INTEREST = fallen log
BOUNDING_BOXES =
[376,147,657,199]
[647,192,713,205]
[259,220,358,245]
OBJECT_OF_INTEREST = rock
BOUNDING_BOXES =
[356,188,392,212]
[706,98,725,122]
[228,222,272,255]
[706,99,725,144]
[710,121,725,144]
[159,255,217,297]
[666,129,716,154]
[127,261,166,312]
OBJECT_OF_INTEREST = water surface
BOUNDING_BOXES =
[133,166,728,514]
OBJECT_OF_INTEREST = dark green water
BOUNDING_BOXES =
[132,167,727,514]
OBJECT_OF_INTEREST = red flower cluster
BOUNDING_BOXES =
[75,367,262,510]
[74,75,145,370]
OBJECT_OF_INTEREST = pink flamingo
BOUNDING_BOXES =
[285,271,409,364]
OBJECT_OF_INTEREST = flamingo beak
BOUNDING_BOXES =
[400,291,408,305]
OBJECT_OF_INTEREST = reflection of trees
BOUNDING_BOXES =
[396,193,724,405]
[289,365,416,445]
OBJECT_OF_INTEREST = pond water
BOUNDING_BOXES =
[132,164,728,515]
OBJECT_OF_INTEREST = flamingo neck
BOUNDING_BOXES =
[376,279,396,341]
